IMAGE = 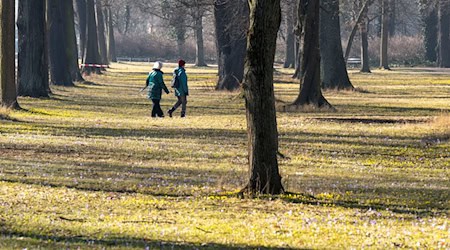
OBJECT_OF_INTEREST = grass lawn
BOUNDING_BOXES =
[0,63,448,249]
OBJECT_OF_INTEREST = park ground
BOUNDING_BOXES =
[0,63,448,249]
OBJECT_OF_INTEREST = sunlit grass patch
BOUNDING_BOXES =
[0,64,449,249]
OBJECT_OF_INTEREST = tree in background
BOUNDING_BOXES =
[104,0,117,62]
[64,0,84,82]
[359,0,371,73]
[282,0,296,69]
[437,0,450,67]
[379,0,391,69]
[0,0,19,109]
[214,0,249,90]
[76,0,87,62]
[242,0,283,195]
[47,0,74,86]
[17,0,49,97]
[320,0,354,90]
[82,0,102,75]
[96,0,109,65]
[419,0,438,63]
[290,0,332,108]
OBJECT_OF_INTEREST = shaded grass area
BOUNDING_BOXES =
[0,63,449,249]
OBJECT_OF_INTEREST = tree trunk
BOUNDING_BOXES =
[64,0,84,82]
[291,0,331,108]
[380,0,390,70]
[0,0,19,109]
[47,0,74,86]
[283,3,295,68]
[344,0,371,62]
[76,0,87,63]
[388,0,396,36]
[82,0,101,75]
[242,0,283,195]
[106,7,117,62]
[421,6,438,62]
[320,0,354,90]
[95,0,108,65]
[214,0,249,91]
[360,2,371,73]
[17,0,49,97]
[438,0,450,68]
[195,12,207,67]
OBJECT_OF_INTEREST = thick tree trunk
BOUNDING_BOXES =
[291,0,331,108]
[422,7,438,62]
[243,0,283,195]
[214,0,249,91]
[283,4,295,68]
[106,7,117,62]
[95,0,108,65]
[64,0,84,82]
[438,0,450,68]
[320,0,354,90]
[0,0,19,108]
[82,0,101,75]
[17,0,49,97]
[380,0,390,70]
[76,0,87,63]
[195,13,207,67]
[360,3,371,73]
[48,0,74,86]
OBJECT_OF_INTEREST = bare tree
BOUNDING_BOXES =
[242,0,283,195]
[214,0,249,90]
[0,0,19,109]
[17,0,50,97]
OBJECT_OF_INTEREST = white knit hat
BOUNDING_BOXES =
[153,61,163,70]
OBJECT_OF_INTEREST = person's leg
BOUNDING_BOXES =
[151,99,158,117]
[153,99,164,117]
[168,96,182,117]
[180,96,187,117]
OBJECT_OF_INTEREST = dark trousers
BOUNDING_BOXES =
[169,96,187,116]
[151,99,164,117]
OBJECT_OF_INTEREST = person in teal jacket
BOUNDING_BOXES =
[146,61,169,117]
[168,59,189,118]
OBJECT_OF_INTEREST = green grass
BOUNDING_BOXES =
[0,63,448,249]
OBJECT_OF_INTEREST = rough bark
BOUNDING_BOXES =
[0,0,19,108]
[320,0,354,90]
[360,2,371,73]
[17,0,49,97]
[380,0,390,70]
[438,0,450,68]
[242,0,283,195]
[47,0,74,86]
[214,0,249,91]
[64,0,84,82]
[95,0,108,65]
[82,0,102,75]
[291,0,331,108]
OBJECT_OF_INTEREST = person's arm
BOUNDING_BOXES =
[180,71,188,95]
[159,73,170,94]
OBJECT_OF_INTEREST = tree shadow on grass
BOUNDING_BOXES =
[0,230,302,250]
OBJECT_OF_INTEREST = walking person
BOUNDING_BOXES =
[146,61,169,118]
[168,60,189,118]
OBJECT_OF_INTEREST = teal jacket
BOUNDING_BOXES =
[173,67,188,97]
[146,69,169,100]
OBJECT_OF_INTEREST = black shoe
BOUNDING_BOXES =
[167,109,173,118]
[181,112,186,118]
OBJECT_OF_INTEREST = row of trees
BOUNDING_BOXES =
[1,0,116,109]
